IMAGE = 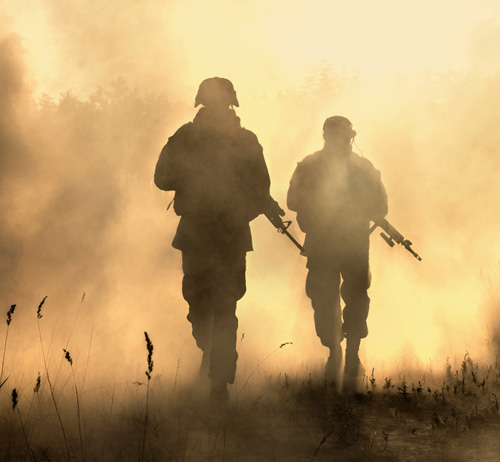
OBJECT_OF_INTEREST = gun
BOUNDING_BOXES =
[369,218,422,261]
[264,198,305,253]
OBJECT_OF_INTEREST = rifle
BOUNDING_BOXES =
[264,198,305,253]
[369,218,422,261]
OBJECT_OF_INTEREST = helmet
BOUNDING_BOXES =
[194,77,239,108]
[323,116,357,139]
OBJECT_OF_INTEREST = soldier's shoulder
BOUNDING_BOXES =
[169,122,195,139]
[239,126,260,142]
[296,151,323,168]
[350,153,384,183]
[236,126,264,154]
[164,122,196,149]
[351,152,379,171]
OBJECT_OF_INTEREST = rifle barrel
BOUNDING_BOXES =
[371,219,422,262]
[264,212,305,253]
[280,227,305,253]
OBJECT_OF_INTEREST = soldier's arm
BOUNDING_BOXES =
[154,143,176,191]
[370,169,389,222]
[355,157,388,222]
[246,131,271,193]
[286,163,303,212]
[251,143,271,199]
[287,162,316,234]
[154,124,191,191]
[239,130,272,216]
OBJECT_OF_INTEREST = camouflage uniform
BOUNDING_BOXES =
[154,97,271,386]
[287,119,387,373]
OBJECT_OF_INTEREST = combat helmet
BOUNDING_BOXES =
[195,77,239,108]
[323,116,357,139]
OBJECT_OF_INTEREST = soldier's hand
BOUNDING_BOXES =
[263,198,286,229]
[266,198,285,217]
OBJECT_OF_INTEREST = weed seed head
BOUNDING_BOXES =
[6,304,16,326]
[63,349,73,366]
[37,296,47,319]
[144,331,154,380]
[34,373,41,393]
[11,388,18,409]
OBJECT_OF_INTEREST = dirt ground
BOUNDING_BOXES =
[1,358,500,462]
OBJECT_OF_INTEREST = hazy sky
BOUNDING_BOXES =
[4,0,500,99]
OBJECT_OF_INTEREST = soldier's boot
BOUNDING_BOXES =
[325,344,343,386]
[209,379,229,406]
[343,337,365,392]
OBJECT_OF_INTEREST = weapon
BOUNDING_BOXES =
[264,198,305,253]
[369,218,422,261]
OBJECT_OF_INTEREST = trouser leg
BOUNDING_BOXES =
[341,259,370,384]
[341,261,371,340]
[183,272,213,353]
[209,259,246,384]
[210,295,239,384]
[305,265,343,349]
[182,251,246,385]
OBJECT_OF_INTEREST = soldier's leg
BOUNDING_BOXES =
[305,264,342,349]
[210,296,239,384]
[306,262,343,383]
[182,252,214,377]
[209,252,246,401]
[341,257,371,388]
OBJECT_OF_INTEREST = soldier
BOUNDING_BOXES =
[154,77,277,403]
[287,116,388,389]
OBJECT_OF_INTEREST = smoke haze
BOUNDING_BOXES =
[2,0,500,388]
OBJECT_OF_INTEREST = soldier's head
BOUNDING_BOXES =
[323,116,356,149]
[195,77,239,109]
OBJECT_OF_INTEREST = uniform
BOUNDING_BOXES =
[154,95,271,390]
[287,116,388,384]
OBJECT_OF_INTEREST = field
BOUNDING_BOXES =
[1,302,500,462]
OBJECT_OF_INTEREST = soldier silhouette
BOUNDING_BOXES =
[154,77,279,403]
[287,116,388,390]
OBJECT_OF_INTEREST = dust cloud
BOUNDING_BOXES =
[2,1,500,390]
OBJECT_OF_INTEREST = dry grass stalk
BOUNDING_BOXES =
[1,304,16,392]
[11,387,37,461]
[237,341,293,398]
[36,296,71,461]
[141,331,154,462]
[64,347,85,461]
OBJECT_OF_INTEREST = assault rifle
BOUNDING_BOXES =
[264,198,305,253]
[369,218,422,261]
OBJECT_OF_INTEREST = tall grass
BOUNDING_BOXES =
[63,347,85,460]
[141,331,154,462]
[1,299,500,461]
[236,341,293,399]
[36,296,71,461]
[0,304,16,391]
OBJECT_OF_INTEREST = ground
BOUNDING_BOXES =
[1,355,499,461]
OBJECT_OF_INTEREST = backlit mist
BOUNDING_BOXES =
[2,0,500,388]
